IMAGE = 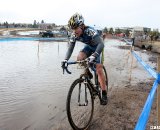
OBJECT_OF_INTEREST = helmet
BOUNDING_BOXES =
[68,13,84,29]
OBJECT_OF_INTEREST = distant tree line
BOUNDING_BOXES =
[149,31,160,40]
[0,20,56,29]
[103,27,130,36]
[103,27,160,38]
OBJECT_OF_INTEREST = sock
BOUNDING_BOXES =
[102,90,107,95]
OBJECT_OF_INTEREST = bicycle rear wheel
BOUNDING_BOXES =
[103,66,108,94]
[66,78,94,130]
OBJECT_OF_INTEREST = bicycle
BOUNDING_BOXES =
[62,59,108,130]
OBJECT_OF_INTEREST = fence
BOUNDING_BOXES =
[131,50,160,130]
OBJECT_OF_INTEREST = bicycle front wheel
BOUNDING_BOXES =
[66,78,94,130]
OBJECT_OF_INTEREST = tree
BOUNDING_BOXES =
[41,20,44,24]
[103,27,108,33]
[109,28,114,34]
[33,20,38,28]
[5,21,9,28]
[3,21,8,28]
[47,25,53,30]
[52,23,56,27]
[115,28,121,34]
[124,29,130,37]
[60,26,67,31]
[149,31,159,41]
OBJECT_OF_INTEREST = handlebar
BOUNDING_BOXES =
[62,59,96,74]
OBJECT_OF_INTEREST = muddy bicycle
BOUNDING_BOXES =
[62,59,108,130]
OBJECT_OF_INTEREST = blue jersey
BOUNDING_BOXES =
[70,26,100,46]
[65,26,104,60]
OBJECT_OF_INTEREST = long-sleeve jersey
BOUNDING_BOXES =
[65,26,104,60]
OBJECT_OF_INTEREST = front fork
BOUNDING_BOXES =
[78,79,88,106]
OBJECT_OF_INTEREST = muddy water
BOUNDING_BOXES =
[0,39,156,130]
[0,40,86,130]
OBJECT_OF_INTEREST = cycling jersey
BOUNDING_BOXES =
[65,26,104,60]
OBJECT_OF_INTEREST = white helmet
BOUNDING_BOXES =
[68,13,84,29]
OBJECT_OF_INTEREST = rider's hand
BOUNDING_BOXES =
[61,60,68,69]
[88,55,96,63]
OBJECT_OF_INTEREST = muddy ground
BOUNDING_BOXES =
[54,41,160,130]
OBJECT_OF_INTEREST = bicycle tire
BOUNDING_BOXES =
[66,78,94,130]
[103,66,108,95]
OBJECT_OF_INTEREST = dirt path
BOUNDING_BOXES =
[54,41,159,130]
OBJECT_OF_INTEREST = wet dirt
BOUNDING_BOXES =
[54,41,160,130]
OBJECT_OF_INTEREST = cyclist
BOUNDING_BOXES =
[62,13,107,105]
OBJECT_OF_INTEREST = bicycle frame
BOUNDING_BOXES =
[63,60,102,104]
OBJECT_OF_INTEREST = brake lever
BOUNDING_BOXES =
[65,67,72,74]
[62,64,72,74]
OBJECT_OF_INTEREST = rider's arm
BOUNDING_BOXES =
[92,35,104,57]
[64,33,76,60]
[65,41,76,60]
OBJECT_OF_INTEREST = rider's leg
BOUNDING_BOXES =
[96,63,107,105]
[77,51,93,79]
[78,45,92,61]
[96,64,106,91]
[77,51,87,61]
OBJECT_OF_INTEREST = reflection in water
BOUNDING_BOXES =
[58,42,59,56]
[37,42,40,65]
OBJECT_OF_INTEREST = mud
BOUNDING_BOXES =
[55,80,156,130]
[54,42,160,130]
